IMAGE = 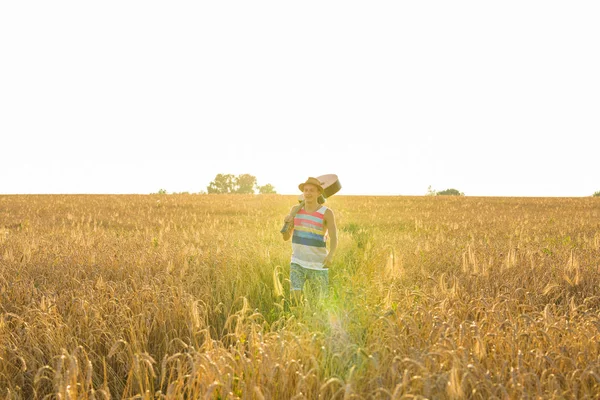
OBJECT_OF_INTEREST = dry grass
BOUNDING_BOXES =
[1,194,599,399]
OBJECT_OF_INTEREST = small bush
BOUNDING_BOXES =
[437,188,464,196]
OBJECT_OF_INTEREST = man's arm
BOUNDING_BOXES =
[323,209,337,266]
[282,205,301,241]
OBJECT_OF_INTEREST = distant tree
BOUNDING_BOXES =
[235,174,258,194]
[426,185,436,196]
[207,173,276,194]
[594,191,600,197]
[157,189,167,195]
[207,174,236,194]
[437,188,464,196]
[258,184,277,194]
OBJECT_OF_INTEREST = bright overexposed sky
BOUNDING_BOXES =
[1,1,599,196]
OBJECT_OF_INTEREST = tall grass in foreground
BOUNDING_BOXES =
[0,194,599,399]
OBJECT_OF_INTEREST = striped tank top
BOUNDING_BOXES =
[291,205,328,270]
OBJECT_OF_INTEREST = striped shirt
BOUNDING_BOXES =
[291,205,328,270]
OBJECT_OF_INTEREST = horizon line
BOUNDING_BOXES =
[1,192,597,198]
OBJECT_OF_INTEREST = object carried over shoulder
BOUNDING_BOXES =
[280,174,342,233]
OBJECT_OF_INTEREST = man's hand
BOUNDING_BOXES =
[282,205,301,240]
[323,254,334,268]
[283,205,301,226]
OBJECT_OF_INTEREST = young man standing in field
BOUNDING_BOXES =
[282,177,338,302]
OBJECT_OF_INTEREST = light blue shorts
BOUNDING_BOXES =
[290,263,328,293]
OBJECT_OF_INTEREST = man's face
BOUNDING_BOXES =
[303,184,320,201]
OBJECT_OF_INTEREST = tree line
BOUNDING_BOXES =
[426,186,465,196]
[207,174,276,194]
[157,178,600,197]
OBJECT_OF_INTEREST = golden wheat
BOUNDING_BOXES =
[0,194,599,399]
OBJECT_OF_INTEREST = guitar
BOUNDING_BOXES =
[280,174,342,233]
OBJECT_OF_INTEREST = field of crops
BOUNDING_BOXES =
[1,194,599,399]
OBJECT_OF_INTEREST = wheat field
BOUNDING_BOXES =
[0,194,599,399]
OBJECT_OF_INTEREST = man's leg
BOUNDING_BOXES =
[315,268,329,299]
[306,268,329,300]
[289,263,306,306]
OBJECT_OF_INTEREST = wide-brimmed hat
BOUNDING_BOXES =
[298,177,324,194]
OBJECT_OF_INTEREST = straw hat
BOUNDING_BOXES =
[298,177,324,194]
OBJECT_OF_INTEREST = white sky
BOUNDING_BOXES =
[1,1,599,196]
